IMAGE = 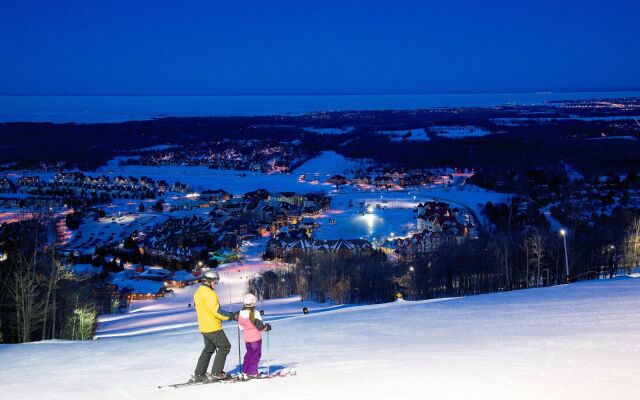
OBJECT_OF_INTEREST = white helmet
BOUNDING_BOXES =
[243,293,257,307]
[202,270,220,282]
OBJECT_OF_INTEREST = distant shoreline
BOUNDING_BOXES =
[1,91,640,124]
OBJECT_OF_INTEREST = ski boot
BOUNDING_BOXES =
[188,374,209,384]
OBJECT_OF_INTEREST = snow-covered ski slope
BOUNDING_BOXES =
[1,277,639,400]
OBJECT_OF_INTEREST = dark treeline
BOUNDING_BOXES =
[550,204,638,280]
[249,250,396,304]
[248,205,640,305]
[0,214,99,343]
[248,236,551,306]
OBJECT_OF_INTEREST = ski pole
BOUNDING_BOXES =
[237,324,242,372]
[266,329,270,376]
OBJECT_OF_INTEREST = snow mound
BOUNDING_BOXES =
[294,151,370,176]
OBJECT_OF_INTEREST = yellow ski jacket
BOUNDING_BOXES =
[194,284,231,333]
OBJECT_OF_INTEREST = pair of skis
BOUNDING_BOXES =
[162,313,282,389]
[159,370,296,389]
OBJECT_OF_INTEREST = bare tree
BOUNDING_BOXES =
[529,231,547,287]
[8,261,44,343]
[491,237,510,291]
[69,306,97,340]
[624,216,640,274]
[520,236,531,288]
[328,279,351,305]
[40,255,74,340]
[392,270,416,299]
[295,267,309,301]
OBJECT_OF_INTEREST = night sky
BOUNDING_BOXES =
[1,0,639,95]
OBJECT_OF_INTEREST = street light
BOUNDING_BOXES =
[560,229,569,283]
[609,245,617,278]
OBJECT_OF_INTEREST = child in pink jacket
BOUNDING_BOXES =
[238,293,271,378]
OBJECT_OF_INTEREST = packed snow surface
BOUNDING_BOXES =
[1,277,639,400]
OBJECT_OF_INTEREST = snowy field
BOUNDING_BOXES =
[587,135,638,141]
[95,163,316,194]
[1,276,639,400]
[303,126,355,135]
[293,151,371,177]
[135,144,177,152]
[430,125,492,139]
[377,128,430,142]
[91,151,368,195]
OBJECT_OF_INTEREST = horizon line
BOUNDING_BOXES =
[2,87,640,97]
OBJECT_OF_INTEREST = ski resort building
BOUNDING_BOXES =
[267,237,373,258]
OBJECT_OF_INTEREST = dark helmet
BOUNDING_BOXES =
[202,270,220,282]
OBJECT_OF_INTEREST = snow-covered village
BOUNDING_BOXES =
[2,2,640,400]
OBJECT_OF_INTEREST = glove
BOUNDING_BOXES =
[229,311,239,321]
[264,323,272,332]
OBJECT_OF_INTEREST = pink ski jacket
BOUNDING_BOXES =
[238,308,266,343]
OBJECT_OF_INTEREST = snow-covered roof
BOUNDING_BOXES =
[111,277,165,294]
[170,270,201,282]
[67,263,102,276]
[137,266,172,278]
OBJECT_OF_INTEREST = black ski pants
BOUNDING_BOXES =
[194,330,232,376]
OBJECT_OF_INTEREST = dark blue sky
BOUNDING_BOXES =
[1,0,639,95]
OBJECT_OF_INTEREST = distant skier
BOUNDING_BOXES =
[190,270,238,383]
[238,293,271,379]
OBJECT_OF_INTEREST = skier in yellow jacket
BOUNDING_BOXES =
[190,270,238,383]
